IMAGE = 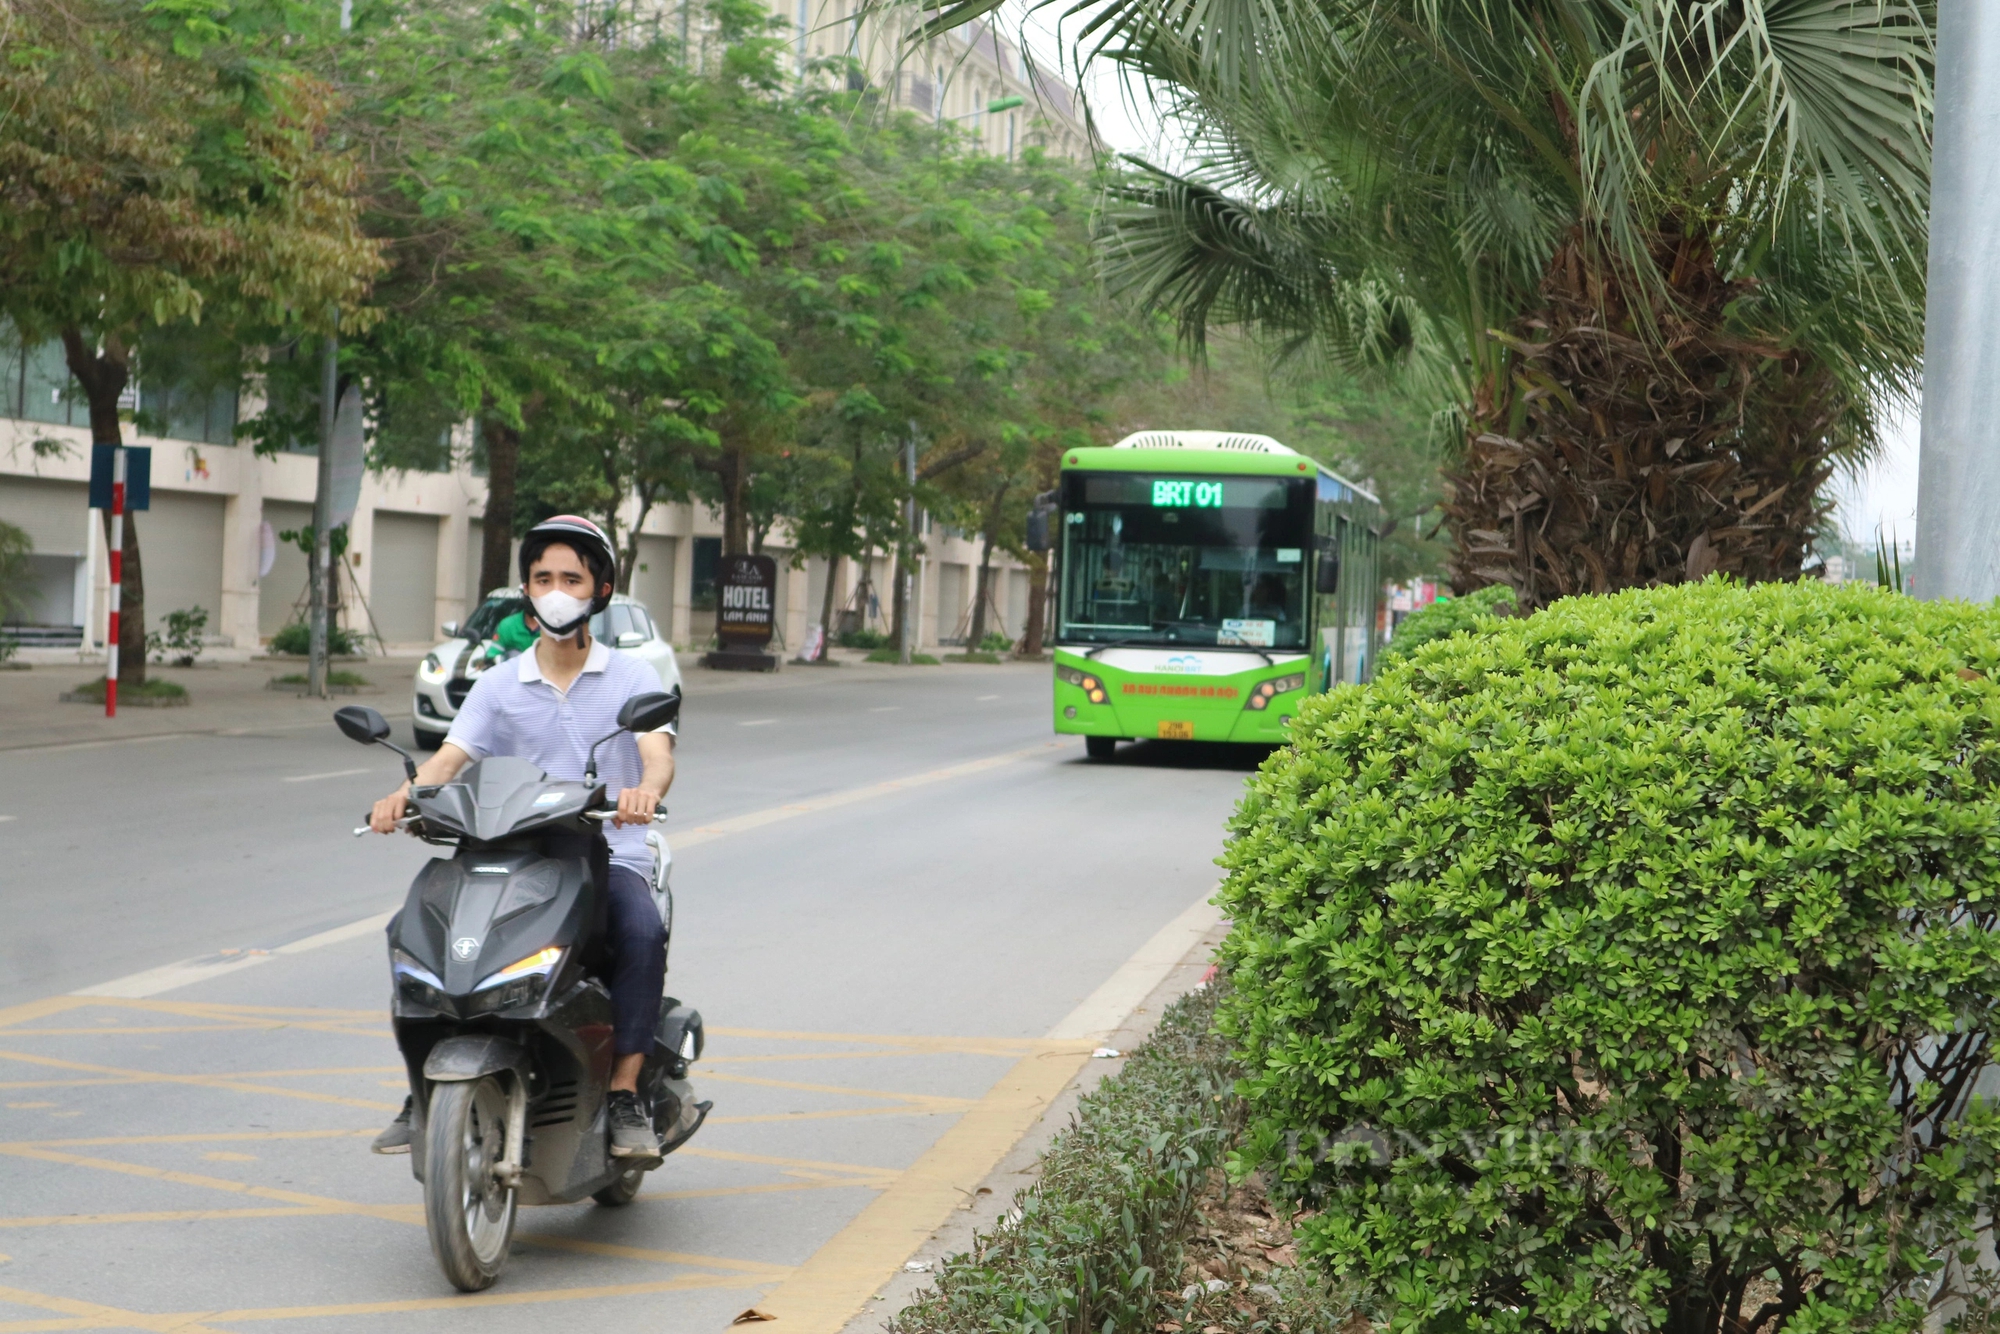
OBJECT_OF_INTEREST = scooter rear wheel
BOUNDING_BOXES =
[424,1076,517,1290]
[592,1164,646,1206]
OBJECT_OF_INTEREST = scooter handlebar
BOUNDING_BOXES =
[583,807,668,824]
[353,813,422,837]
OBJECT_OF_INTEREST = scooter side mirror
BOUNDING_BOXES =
[587,690,682,785]
[335,705,392,745]
[618,690,681,734]
[333,705,419,781]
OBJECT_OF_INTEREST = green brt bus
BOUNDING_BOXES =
[1051,431,1382,758]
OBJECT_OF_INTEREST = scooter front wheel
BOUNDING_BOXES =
[424,1076,517,1290]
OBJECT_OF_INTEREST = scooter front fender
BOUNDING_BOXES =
[424,1034,530,1084]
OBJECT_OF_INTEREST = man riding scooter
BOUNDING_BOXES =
[366,515,677,1162]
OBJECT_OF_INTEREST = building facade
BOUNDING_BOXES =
[0,358,1034,659]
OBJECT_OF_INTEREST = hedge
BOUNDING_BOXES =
[890,982,1238,1334]
[1218,579,2000,1334]
[1377,584,1516,667]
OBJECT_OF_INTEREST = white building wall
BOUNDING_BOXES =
[1,419,1030,657]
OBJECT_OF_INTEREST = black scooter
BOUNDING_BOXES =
[334,692,708,1291]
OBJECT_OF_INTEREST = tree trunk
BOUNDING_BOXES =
[479,418,521,597]
[970,547,992,649]
[890,548,908,648]
[1021,551,1048,657]
[62,329,146,687]
[969,481,1008,649]
[615,484,656,595]
[1445,226,1831,608]
[816,552,841,660]
[721,445,749,554]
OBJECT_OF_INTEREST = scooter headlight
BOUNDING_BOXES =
[391,949,447,1010]
[466,947,564,1015]
[418,653,449,685]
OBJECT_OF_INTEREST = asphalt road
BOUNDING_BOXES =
[0,658,1259,1332]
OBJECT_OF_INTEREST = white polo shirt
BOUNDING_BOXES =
[444,639,673,877]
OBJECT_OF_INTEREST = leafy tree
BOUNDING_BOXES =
[918,0,1932,606]
[0,0,378,680]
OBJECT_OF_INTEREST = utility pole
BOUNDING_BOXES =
[1917,1,2000,601]
[899,433,916,664]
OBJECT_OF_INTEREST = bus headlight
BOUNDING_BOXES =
[1055,664,1108,704]
[1245,674,1306,711]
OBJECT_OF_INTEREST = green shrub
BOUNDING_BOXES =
[67,676,187,700]
[147,605,209,666]
[1218,579,2000,1334]
[977,631,1014,652]
[839,627,891,649]
[866,647,938,664]
[1377,582,1515,665]
[268,620,364,656]
[890,983,1238,1334]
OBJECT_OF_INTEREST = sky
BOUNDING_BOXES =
[1830,399,1922,552]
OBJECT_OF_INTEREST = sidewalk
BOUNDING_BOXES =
[0,650,1045,751]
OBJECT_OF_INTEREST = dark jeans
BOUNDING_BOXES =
[604,863,667,1057]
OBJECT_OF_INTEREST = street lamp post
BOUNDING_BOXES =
[1917,1,2000,601]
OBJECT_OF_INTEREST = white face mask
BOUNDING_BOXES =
[530,589,593,639]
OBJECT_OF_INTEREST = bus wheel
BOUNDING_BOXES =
[1085,736,1117,761]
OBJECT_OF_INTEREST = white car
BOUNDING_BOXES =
[412,589,684,750]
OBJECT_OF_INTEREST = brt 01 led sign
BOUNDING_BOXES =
[1152,479,1224,508]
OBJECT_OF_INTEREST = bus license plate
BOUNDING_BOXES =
[1157,720,1195,740]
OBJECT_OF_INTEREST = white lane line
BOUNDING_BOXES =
[738,719,779,727]
[72,954,281,1000]
[671,742,1059,850]
[71,911,400,1000]
[1045,891,1224,1042]
[869,706,900,713]
[0,815,15,823]
[280,768,373,784]
[976,695,1000,701]
[65,743,1062,1001]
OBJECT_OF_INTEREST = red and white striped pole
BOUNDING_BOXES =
[105,446,125,718]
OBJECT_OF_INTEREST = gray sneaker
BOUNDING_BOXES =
[372,1097,414,1155]
[607,1090,662,1161]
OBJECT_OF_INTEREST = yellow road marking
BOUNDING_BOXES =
[97,1000,380,1021]
[518,1238,789,1276]
[200,1153,254,1163]
[709,1026,1054,1056]
[678,1146,899,1179]
[0,1208,340,1230]
[0,998,92,1033]
[7,1130,372,1150]
[168,1273,760,1325]
[695,1070,974,1110]
[743,1047,1092,1333]
[0,1052,399,1114]
[0,1281,231,1333]
[670,742,1060,851]
[0,1067,401,1093]
[0,1137,802,1278]
[709,1107,962,1126]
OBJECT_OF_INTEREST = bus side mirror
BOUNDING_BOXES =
[1315,551,1341,594]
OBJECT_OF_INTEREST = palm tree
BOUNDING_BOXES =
[912,1,1932,605]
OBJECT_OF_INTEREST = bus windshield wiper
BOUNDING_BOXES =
[1079,633,1277,666]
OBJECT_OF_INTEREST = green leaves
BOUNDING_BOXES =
[1220,579,2000,1334]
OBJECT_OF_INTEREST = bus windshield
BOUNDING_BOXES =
[1057,472,1313,650]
